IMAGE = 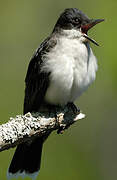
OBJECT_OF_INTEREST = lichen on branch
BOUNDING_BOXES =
[0,105,85,152]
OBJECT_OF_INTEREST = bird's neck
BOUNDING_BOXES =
[53,28,88,46]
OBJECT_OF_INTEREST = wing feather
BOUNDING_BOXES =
[23,36,57,114]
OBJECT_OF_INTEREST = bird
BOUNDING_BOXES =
[7,8,104,180]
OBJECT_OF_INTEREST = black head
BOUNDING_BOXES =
[54,8,104,46]
[54,8,90,30]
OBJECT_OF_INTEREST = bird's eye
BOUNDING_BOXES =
[72,18,81,24]
[74,18,79,22]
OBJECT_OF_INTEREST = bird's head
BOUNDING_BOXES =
[54,8,104,46]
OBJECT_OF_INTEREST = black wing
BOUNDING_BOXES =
[23,36,57,114]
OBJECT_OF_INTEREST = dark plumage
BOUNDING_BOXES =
[54,8,90,30]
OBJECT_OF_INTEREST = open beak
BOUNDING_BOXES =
[81,19,104,46]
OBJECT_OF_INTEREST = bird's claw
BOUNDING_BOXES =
[67,102,80,114]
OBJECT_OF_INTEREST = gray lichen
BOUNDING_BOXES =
[0,107,85,152]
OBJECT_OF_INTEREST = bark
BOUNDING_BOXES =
[0,105,85,152]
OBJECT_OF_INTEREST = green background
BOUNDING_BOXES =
[0,0,116,180]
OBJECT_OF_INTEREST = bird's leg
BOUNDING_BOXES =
[64,102,80,130]
[67,102,80,114]
[57,103,80,134]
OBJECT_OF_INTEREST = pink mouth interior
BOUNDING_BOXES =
[81,24,92,34]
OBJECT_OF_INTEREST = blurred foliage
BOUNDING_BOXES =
[0,0,117,180]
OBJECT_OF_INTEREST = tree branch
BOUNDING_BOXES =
[0,105,85,152]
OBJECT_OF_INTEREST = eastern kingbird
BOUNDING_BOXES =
[7,8,104,180]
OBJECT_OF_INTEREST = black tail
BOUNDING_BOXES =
[8,137,43,179]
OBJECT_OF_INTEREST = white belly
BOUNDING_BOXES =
[42,37,98,105]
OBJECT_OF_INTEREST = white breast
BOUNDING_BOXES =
[42,36,98,106]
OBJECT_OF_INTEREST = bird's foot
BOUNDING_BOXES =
[57,123,73,134]
[67,102,80,114]
[57,103,80,134]
[57,129,64,134]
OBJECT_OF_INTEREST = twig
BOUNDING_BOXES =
[0,105,85,152]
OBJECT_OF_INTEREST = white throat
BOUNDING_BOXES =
[61,28,87,43]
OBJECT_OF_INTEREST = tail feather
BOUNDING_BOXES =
[7,171,39,180]
[7,137,43,180]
